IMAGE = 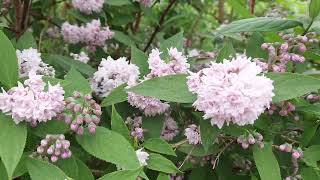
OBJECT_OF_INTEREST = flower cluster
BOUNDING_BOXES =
[278,143,303,159]
[135,149,149,166]
[34,134,72,162]
[306,93,320,103]
[71,0,104,14]
[91,56,140,97]
[268,101,295,117]
[187,55,274,128]
[255,32,317,72]
[70,52,90,63]
[56,91,101,135]
[184,124,201,145]
[133,0,153,7]
[161,114,179,141]
[0,73,65,125]
[61,19,114,51]
[16,48,55,77]
[128,48,189,116]
[126,116,144,140]
[237,132,264,149]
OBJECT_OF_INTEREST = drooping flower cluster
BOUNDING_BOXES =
[61,19,114,51]
[34,134,72,162]
[16,48,55,77]
[184,124,201,145]
[255,32,317,72]
[268,101,295,117]
[71,0,104,14]
[128,48,189,116]
[135,149,149,166]
[126,116,144,140]
[187,55,274,128]
[161,114,179,141]
[133,0,153,7]
[70,52,90,63]
[0,73,65,125]
[91,56,140,97]
[237,132,264,149]
[56,91,101,135]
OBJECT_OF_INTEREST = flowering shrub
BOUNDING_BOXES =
[1,0,320,180]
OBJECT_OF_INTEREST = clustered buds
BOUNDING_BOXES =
[34,134,72,162]
[268,101,295,117]
[306,93,320,103]
[278,143,303,159]
[126,116,144,140]
[237,132,264,149]
[255,32,317,72]
[56,91,101,135]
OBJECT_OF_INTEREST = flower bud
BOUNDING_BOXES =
[55,142,62,149]
[261,43,269,49]
[242,143,249,149]
[64,115,72,124]
[297,43,306,53]
[76,115,84,124]
[51,155,58,162]
[61,152,68,159]
[280,43,289,51]
[37,146,44,154]
[77,126,84,135]
[254,132,263,141]
[84,94,92,100]
[73,104,82,112]
[70,122,78,131]
[279,144,286,151]
[63,140,70,149]
[88,123,96,134]
[292,151,301,159]
[47,146,54,154]
[285,144,292,152]
[41,139,48,146]
[279,110,288,116]
[59,134,65,140]
[248,134,256,144]
[54,149,61,156]
[73,91,81,98]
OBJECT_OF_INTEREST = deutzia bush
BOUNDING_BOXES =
[1,0,320,180]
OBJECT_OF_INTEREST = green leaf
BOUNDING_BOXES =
[301,145,320,167]
[64,68,91,97]
[106,0,132,6]
[300,120,319,146]
[146,153,181,173]
[159,32,184,60]
[42,54,96,78]
[114,31,135,46]
[216,41,235,62]
[178,144,218,157]
[31,120,67,138]
[141,115,164,139]
[226,0,252,18]
[157,173,170,180]
[199,119,220,152]
[55,157,78,179]
[246,32,268,59]
[131,46,149,77]
[0,161,8,180]
[111,105,131,141]
[0,31,18,88]
[16,31,37,49]
[302,167,320,180]
[101,84,128,107]
[76,127,140,169]
[27,158,71,180]
[0,113,27,179]
[267,72,320,103]
[143,138,176,156]
[128,74,196,103]
[74,158,94,180]
[217,17,302,35]
[98,168,141,180]
[253,143,281,180]
[12,154,28,178]
[309,0,320,19]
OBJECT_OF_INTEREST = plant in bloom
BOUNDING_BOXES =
[187,54,274,128]
[135,149,149,166]
[184,124,201,145]
[71,0,104,14]
[160,113,179,141]
[91,56,140,97]
[70,52,90,63]
[0,72,65,125]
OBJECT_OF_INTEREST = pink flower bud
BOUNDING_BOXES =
[279,110,288,116]
[88,124,96,134]
[66,102,75,110]
[41,139,48,146]
[77,126,84,135]
[94,109,102,116]
[242,143,249,149]
[64,115,72,124]
[37,146,44,154]
[54,149,61,156]
[279,144,286,151]
[55,142,62,149]
[284,144,292,152]
[73,104,82,112]
[84,94,92,100]
[293,115,299,121]
[61,152,68,159]
[248,135,256,144]
[84,114,92,123]
[73,91,81,98]
[254,133,263,141]
[297,43,306,53]
[47,146,54,154]
[292,151,301,159]
[76,116,83,124]
[70,122,78,131]
[257,142,264,149]
[261,43,269,49]
[280,43,289,51]
[287,102,295,111]
[92,116,100,124]
[59,134,65,140]
[51,155,58,162]
[63,140,70,149]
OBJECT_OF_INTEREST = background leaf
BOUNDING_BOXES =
[131,46,149,77]
[16,31,37,49]
[111,105,131,141]
[216,41,235,62]
[101,84,128,107]
[98,168,141,180]
[64,68,91,97]
[309,0,320,19]
[199,119,220,152]
[146,153,181,173]
[143,138,176,156]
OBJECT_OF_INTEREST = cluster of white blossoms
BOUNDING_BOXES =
[187,55,274,128]
[128,47,190,116]
[16,48,55,77]
[71,0,104,14]
[91,56,140,97]
[70,52,90,63]
[0,73,65,125]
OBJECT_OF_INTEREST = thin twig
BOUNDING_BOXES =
[143,0,177,52]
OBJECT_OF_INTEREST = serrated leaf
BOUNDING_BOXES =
[16,31,37,49]
[128,74,196,103]
[74,158,94,180]
[0,113,27,179]
[253,143,281,180]
[99,168,141,180]
[101,84,128,107]
[27,158,71,180]
[64,68,91,97]
[111,105,131,141]
[267,72,320,103]
[309,0,320,19]
[143,138,176,156]
[76,127,140,169]
[146,153,181,173]
[217,17,302,35]
[0,31,18,89]
[216,41,235,62]
[131,46,149,77]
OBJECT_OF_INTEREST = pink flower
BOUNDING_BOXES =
[72,0,104,14]
[70,52,90,63]
[161,114,179,141]
[184,124,201,145]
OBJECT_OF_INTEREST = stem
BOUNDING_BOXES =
[249,0,255,14]
[172,139,188,149]
[143,0,177,52]
[302,19,314,35]
[178,146,194,169]
[218,0,224,24]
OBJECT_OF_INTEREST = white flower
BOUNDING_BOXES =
[135,149,149,166]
